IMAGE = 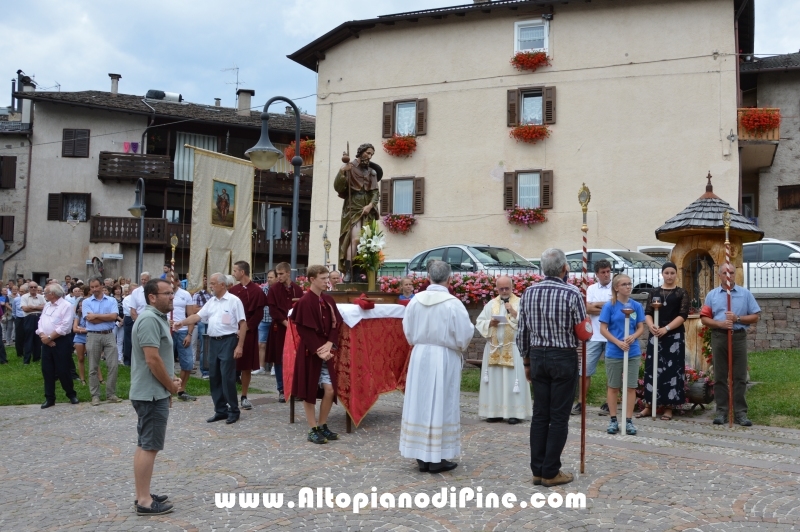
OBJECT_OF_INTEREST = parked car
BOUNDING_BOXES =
[563,249,662,293]
[742,239,800,294]
[406,245,540,277]
[379,259,410,277]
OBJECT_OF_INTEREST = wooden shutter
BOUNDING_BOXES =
[543,86,556,125]
[415,99,427,136]
[62,129,75,157]
[503,172,517,210]
[382,102,394,138]
[540,170,553,209]
[84,193,92,220]
[0,156,17,189]
[380,179,392,215]
[507,89,519,127]
[413,177,425,214]
[47,193,63,221]
[74,129,90,157]
[0,216,13,241]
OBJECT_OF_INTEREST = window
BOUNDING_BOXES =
[165,210,181,223]
[62,129,90,158]
[778,185,800,210]
[514,19,548,53]
[0,216,13,241]
[503,170,553,210]
[0,156,17,189]
[382,99,427,138]
[743,244,758,262]
[47,193,91,222]
[761,243,794,262]
[445,247,475,272]
[380,177,424,215]
[507,87,555,126]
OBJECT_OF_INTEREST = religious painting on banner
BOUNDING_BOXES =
[212,179,236,228]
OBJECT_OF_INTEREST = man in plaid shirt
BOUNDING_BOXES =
[516,248,586,488]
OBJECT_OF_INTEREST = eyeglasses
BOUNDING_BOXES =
[156,292,175,297]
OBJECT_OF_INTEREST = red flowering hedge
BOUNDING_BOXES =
[284,138,315,162]
[507,206,546,227]
[510,124,550,144]
[740,108,781,134]
[510,51,551,72]
[382,135,417,157]
[382,214,416,234]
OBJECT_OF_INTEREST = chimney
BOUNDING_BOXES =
[214,98,221,107]
[285,105,294,115]
[20,75,35,124]
[236,89,255,116]
[108,73,121,95]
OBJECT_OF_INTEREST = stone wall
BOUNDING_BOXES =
[748,295,800,351]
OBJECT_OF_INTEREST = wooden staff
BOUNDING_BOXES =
[621,304,634,430]
[578,184,591,472]
[650,297,662,419]
[169,235,178,322]
[723,210,733,428]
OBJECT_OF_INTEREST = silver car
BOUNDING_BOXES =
[564,249,662,293]
[406,245,540,277]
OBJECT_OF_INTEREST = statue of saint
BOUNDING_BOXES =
[333,143,383,280]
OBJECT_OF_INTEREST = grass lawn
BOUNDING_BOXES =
[0,346,262,406]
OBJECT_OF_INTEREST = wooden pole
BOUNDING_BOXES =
[651,300,662,419]
[578,184,591,472]
[723,211,733,428]
[622,305,634,430]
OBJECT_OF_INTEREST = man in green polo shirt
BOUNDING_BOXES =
[130,279,181,516]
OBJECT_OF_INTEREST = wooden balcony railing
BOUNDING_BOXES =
[98,152,173,182]
[253,231,309,256]
[737,108,781,141]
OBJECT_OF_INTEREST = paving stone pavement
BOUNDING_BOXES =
[2,371,800,531]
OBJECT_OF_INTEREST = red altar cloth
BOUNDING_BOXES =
[283,317,412,427]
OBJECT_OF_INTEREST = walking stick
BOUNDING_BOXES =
[621,304,634,430]
[578,185,591,472]
[650,297,662,419]
[723,211,733,428]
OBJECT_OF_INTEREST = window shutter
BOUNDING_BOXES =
[380,179,392,214]
[74,129,90,157]
[47,193,63,221]
[382,102,394,138]
[62,129,75,157]
[507,90,519,127]
[412,177,424,214]
[0,216,13,241]
[85,193,92,219]
[543,86,556,125]
[0,156,17,189]
[540,170,554,209]
[415,99,427,136]
[503,172,516,210]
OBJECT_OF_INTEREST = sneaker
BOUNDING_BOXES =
[625,420,637,436]
[134,494,170,505]
[135,500,174,516]
[607,419,619,434]
[270,366,276,376]
[241,397,253,410]
[307,426,328,444]
[598,402,610,416]
[541,470,574,487]
[178,392,197,402]
[202,373,209,380]
[251,368,266,376]
[107,395,122,403]
[735,415,753,427]
[571,402,582,416]
[713,414,727,425]
[91,396,100,406]
[319,423,338,441]
[278,392,286,403]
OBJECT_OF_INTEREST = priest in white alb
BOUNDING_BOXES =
[400,260,474,474]
[476,275,532,424]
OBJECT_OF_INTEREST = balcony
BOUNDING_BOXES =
[97,152,173,182]
[253,231,309,256]
[738,108,780,173]
[90,216,189,247]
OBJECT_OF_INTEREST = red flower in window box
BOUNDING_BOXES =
[382,135,417,157]
[510,51,551,72]
[284,138,315,163]
[740,108,781,134]
[381,214,416,234]
[509,124,550,144]
[506,206,546,227]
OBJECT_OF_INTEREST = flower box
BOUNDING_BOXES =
[382,135,417,157]
[382,214,416,234]
[739,108,781,135]
[506,206,546,227]
[284,138,315,165]
[509,124,550,144]
[510,51,551,72]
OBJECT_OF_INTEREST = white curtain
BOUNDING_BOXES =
[521,93,542,125]
[519,24,544,50]
[393,179,414,214]
[175,132,218,181]
[518,172,540,209]
[63,194,88,221]
[395,102,416,136]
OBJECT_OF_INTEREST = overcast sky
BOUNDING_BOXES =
[4,0,798,115]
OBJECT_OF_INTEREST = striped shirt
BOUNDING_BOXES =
[516,277,587,353]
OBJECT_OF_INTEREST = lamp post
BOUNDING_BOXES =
[246,97,303,281]
[128,178,146,281]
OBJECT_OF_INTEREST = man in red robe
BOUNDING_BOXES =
[266,262,304,403]
[292,265,343,444]
[229,261,268,411]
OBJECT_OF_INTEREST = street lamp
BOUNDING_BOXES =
[128,177,146,281]
[246,96,303,280]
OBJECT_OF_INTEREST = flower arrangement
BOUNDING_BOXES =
[509,124,550,144]
[740,108,781,134]
[506,206,546,227]
[382,135,417,157]
[382,214,416,234]
[294,275,310,290]
[354,220,386,272]
[510,51,551,72]
[284,138,315,162]
[698,325,713,367]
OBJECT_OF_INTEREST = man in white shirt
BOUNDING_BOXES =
[572,259,613,416]
[122,283,138,366]
[168,274,196,402]
[36,284,78,408]
[175,272,246,425]
[21,282,47,364]
[129,272,151,322]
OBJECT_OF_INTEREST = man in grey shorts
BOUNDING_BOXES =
[130,279,181,516]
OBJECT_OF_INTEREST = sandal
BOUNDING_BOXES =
[635,408,651,418]
[660,409,673,421]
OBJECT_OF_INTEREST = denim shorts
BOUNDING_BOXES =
[318,361,331,386]
[73,333,87,345]
[131,397,169,451]
[258,321,270,343]
[584,341,606,377]
[172,329,194,371]
[606,355,641,389]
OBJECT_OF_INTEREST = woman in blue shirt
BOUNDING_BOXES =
[599,274,645,436]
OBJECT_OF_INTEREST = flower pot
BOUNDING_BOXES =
[367,270,376,292]
[687,381,713,404]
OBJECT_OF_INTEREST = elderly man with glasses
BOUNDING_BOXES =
[21,282,46,364]
[36,284,78,408]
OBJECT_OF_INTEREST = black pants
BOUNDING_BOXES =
[529,347,579,479]
[209,335,240,416]
[0,339,6,364]
[123,316,133,366]
[15,317,25,356]
[23,314,42,363]
[711,330,749,417]
[42,335,77,403]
